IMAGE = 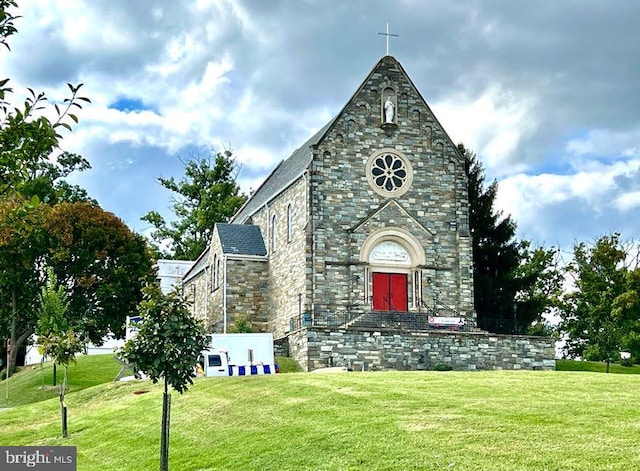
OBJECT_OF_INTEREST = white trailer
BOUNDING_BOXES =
[198,333,277,377]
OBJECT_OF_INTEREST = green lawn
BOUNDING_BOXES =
[2,364,640,470]
[556,359,640,374]
[1,354,131,408]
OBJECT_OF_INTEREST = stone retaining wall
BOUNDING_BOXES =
[283,328,556,372]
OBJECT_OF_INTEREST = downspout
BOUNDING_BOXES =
[223,254,228,333]
[309,148,319,319]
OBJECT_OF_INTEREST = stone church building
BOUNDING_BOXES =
[182,55,555,371]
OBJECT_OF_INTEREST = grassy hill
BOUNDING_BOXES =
[2,359,640,470]
[1,354,131,408]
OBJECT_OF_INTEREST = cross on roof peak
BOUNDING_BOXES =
[377,22,399,56]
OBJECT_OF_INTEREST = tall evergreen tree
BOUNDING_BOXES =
[461,144,520,329]
[461,144,563,333]
[142,150,247,260]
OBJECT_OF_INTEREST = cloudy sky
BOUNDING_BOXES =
[3,0,640,254]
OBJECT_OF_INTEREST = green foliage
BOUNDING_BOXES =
[462,144,519,322]
[119,286,209,394]
[0,200,154,372]
[559,234,640,364]
[461,144,561,331]
[142,150,247,260]
[433,363,453,371]
[37,331,86,369]
[228,315,254,333]
[0,195,50,371]
[274,356,302,373]
[36,267,70,336]
[0,0,93,372]
[43,202,155,344]
[514,240,564,326]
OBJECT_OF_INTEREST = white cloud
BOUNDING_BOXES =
[566,127,640,160]
[613,191,640,212]
[432,85,537,174]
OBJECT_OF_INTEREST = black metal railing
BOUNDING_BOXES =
[477,317,528,335]
[289,308,472,333]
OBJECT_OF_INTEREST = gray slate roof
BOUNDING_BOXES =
[232,118,336,224]
[216,223,267,256]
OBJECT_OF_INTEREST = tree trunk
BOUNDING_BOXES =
[160,379,171,471]
[59,382,68,437]
[606,359,610,374]
[9,290,16,375]
[7,328,32,376]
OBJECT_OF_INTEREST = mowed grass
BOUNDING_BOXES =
[556,359,640,374]
[2,368,640,470]
[2,355,297,408]
[1,354,131,408]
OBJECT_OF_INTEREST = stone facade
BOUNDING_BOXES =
[247,179,308,336]
[180,55,555,371]
[185,226,269,332]
[287,327,556,372]
[308,57,474,325]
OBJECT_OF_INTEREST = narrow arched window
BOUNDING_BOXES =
[216,257,220,288]
[212,254,218,291]
[287,204,292,243]
[271,215,277,252]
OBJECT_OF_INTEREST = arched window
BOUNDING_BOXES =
[271,215,277,252]
[212,254,218,290]
[287,204,292,243]
[216,257,220,289]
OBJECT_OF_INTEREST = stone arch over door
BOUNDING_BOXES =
[360,228,426,311]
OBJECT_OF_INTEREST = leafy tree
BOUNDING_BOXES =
[43,202,155,344]
[36,267,86,436]
[119,285,209,470]
[0,201,154,373]
[461,144,562,333]
[36,266,72,386]
[0,0,91,374]
[0,195,49,373]
[513,241,564,334]
[559,234,640,371]
[143,150,247,260]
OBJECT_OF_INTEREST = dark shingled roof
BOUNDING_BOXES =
[216,223,267,256]
[232,118,336,223]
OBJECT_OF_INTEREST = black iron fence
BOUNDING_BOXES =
[289,309,473,333]
[289,310,531,335]
[477,317,528,335]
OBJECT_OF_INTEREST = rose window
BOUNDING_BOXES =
[371,154,408,192]
[366,149,413,197]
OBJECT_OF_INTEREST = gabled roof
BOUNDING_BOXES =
[182,246,210,284]
[232,56,463,225]
[216,223,267,256]
[232,118,336,224]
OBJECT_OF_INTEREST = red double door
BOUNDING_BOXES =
[372,272,408,311]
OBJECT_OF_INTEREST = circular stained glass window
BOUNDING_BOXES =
[366,149,413,197]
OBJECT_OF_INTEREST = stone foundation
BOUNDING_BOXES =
[282,327,555,372]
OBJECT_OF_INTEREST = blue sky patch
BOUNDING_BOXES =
[108,96,156,113]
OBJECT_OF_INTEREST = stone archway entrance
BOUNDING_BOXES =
[360,228,428,313]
